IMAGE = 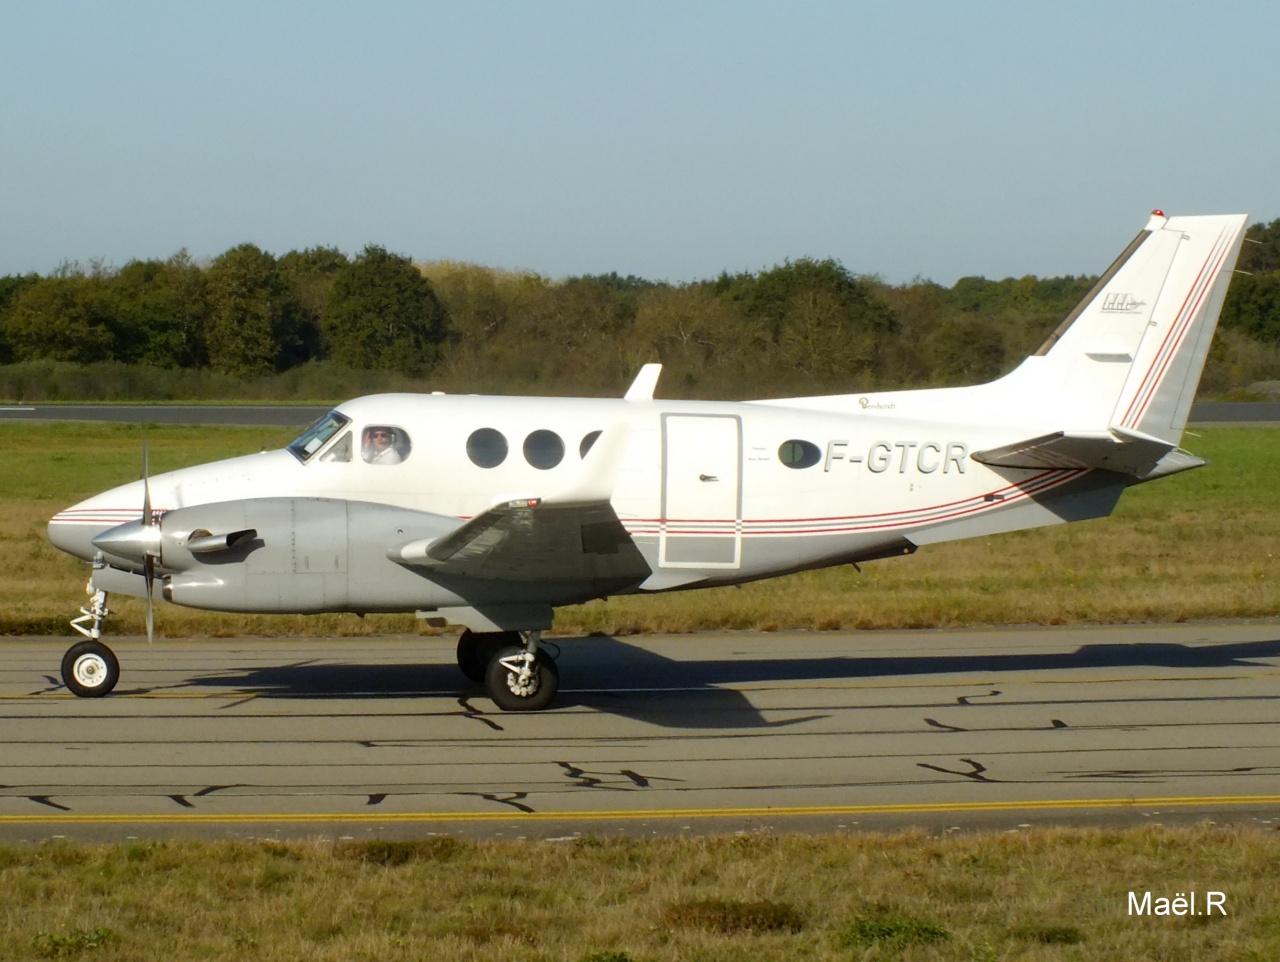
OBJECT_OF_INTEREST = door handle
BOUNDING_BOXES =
[699,474,718,482]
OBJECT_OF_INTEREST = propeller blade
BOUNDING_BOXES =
[141,436,155,644]
[141,438,152,526]
[143,556,155,645]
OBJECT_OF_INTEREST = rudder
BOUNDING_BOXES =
[1109,213,1248,443]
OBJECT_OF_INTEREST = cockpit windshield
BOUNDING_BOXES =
[286,411,351,463]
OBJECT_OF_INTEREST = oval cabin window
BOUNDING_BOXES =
[778,439,821,469]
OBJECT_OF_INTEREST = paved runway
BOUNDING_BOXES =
[1,624,1279,841]
[0,404,327,426]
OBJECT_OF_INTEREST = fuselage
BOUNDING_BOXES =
[48,389,1118,614]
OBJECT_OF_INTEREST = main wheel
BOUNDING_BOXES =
[61,640,120,698]
[484,645,560,711]
[456,630,520,683]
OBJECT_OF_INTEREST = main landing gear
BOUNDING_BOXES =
[63,586,120,697]
[457,627,559,711]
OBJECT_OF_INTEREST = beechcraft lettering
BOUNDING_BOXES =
[47,211,1250,711]
[823,441,969,473]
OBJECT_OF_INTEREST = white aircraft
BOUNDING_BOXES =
[48,211,1248,710]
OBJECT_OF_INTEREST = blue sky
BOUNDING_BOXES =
[2,1,1276,285]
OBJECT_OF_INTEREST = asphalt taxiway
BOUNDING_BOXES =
[2,624,1279,840]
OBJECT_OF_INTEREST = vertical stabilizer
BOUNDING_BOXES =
[1022,212,1247,443]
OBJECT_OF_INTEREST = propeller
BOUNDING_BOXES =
[140,439,156,645]
[88,438,164,642]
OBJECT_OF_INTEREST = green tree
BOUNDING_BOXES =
[1237,218,1280,275]
[1222,220,1280,345]
[426,262,522,390]
[3,271,116,362]
[279,246,349,363]
[1221,271,1280,342]
[927,315,1006,383]
[321,245,450,376]
[626,283,750,395]
[715,258,899,382]
[0,272,39,315]
[110,253,209,368]
[874,278,950,386]
[428,262,513,344]
[0,273,40,363]
[205,244,303,377]
[949,275,1009,314]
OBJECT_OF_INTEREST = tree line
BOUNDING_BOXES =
[1,220,1278,401]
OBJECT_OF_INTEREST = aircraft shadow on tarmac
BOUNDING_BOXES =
[177,632,1280,730]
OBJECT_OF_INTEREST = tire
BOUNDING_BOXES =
[61,640,120,698]
[456,630,520,683]
[484,645,560,711]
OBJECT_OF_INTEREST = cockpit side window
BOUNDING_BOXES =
[287,411,351,463]
[362,425,410,464]
[319,430,353,462]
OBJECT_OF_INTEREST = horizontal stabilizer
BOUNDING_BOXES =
[972,427,1203,479]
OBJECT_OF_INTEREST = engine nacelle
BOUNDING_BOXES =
[156,498,457,613]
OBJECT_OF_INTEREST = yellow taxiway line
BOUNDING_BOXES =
[1,795,1278,825]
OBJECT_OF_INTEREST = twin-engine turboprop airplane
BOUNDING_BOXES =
[48,211,1248,709]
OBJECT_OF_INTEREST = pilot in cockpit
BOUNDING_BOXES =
[362,426,404,464]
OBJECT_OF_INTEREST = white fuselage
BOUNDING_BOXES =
[50,389,1111,608]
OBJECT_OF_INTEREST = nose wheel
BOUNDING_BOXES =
[65,578,122,697]
[61,639,120,697]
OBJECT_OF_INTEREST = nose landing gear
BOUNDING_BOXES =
[64,580,120,697]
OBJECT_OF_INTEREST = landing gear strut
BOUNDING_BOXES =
[455,629,520,683]
[484,630,559,711]
[70,585,110,642]
[64,577,120,697]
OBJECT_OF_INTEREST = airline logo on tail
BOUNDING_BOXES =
[1101,293,1145,313]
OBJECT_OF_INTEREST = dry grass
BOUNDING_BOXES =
[3,423,1279,637]
[0,827,1275,960]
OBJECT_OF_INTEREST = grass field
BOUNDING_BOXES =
[0,828,1276,961]
[3,422,1277,637]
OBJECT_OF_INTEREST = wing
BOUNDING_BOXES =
[391,497,650,585]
